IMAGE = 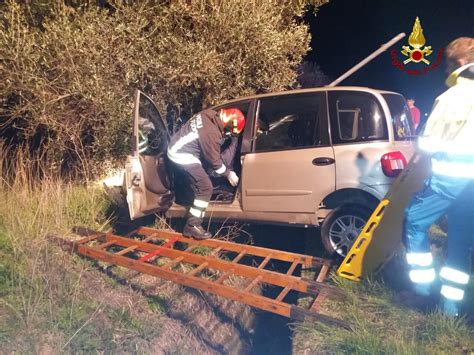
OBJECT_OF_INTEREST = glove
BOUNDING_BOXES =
[227,171,239,187]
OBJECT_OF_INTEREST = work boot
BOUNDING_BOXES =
[183,223,212,240]
[182,217,212,240]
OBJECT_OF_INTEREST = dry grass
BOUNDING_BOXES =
[0,146,256,352]
[293,271,474,354]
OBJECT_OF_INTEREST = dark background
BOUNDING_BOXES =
[306,0,474,115]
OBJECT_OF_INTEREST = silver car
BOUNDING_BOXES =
[122,87,415,257]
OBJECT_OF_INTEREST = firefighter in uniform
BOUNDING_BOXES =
[167,108,245,240]
[404,37,474,316]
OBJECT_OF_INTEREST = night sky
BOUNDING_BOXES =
[306,0,474,115]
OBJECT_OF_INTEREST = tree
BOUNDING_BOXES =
[0,0,328,178]
[296,61,329,88]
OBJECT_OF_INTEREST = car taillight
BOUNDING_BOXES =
[380,151,407,177]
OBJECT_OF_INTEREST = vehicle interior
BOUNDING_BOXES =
[207,101,252,204]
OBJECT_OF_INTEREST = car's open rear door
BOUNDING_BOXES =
[124,90,174,220]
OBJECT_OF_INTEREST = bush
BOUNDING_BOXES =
[0,0,327,178]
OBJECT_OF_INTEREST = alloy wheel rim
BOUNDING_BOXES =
[328,214,366,257]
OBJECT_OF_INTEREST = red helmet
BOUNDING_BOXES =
[219,108,246,135]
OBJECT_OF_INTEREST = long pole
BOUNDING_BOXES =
[327,32,406,87]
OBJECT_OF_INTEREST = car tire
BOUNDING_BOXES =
[320,205,372,258]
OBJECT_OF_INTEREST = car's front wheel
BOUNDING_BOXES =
[320,205,372,258]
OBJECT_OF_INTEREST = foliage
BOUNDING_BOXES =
[296,60,329,88]
[293,276,474,354]
[0,0,327,178]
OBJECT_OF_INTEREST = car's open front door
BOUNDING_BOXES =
[125,90,174,220]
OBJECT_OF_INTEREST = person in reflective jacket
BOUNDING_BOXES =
[167,108,245,240]
[404,37,474,317]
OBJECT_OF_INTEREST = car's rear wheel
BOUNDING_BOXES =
[321,205,372,258]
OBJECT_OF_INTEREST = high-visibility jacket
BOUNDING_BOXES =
[167,109,230,177]
[418,63,474,178]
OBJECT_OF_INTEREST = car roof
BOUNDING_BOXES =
[215,86,402,106]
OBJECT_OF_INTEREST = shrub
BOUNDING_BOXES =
[0,0,328,178]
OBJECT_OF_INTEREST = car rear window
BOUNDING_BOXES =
[382,94,416,140]
[328,91,388,144]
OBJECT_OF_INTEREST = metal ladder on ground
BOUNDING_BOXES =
[68,226,348,328]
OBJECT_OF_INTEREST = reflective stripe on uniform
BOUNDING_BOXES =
[440,285,465,301]
[167,131,200,165]
[406,252,433,267]
[168,152,202,165]
[431,159,474,178]
[189,207,204,218]
[193,199,209,208]
[440,267,470,285]
[409,268,436,284]
[214,163,226,175]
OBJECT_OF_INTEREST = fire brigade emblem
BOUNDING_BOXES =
[401,17,432,65]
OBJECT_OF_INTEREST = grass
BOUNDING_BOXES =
[0,156,254,352]
[0,157,166,353]
[293,275,474,354]
[3,152,471,353]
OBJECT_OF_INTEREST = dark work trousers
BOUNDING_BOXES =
[404,174,474,301]
[171,162,213,223]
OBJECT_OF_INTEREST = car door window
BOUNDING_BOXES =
[254,93,327,152]
[328,92,388,144]
[137,94,168,155]
[382,93,416,140]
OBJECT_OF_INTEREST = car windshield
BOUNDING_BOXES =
[382,94,416,140]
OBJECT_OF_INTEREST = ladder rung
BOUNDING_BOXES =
[258,254,273,269]
[276,284,293,302]
[76,233,104,245]
[212,246,223,255]
[114,235,157,256]
[216,269,233,284]
[162,256,184,269]
[96,240,116,250]
[316,264,330,282]
[310,291,328,312]
[232,250,247,263]
[286,258,300,275]
[164,245,199,265]
[309,263,333,312]
[139,236,179,262]
[115,245,139,256]
[187,262,208,276]
[143,234,159,242]
[245,275,262,292]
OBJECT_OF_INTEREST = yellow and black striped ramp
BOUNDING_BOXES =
[337,152,432,281]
